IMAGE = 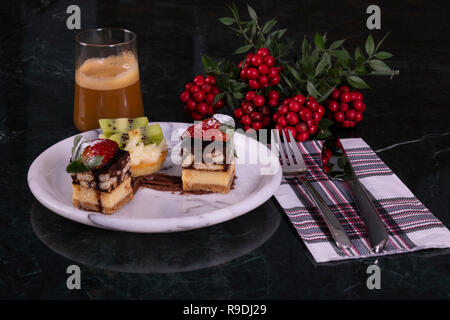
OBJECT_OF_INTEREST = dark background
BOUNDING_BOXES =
[0,0,449,299]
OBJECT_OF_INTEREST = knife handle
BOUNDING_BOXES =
[301,179,352,250]
[347,179,389,253]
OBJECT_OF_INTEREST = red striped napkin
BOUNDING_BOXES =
[273,138,450,263]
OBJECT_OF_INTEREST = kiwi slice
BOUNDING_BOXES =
[108,124,164,149]
[99,117,148,137]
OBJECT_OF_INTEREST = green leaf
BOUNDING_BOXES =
[315,54,329,76]
[201,55,220,73]
[276,28,288,39]
[233,44,252,55]
[330,49,352,61]
[329,39,345,50]
[365,34,375,56]
[286,64,302,83]
[319,118,333,130]
[301,36,309,56]
[262,18,277,33]
[318,86,335,103]
[225,93,234,109]
[317,128,333,139]
[314,33,325,50]
[66,159,89,173]
[233,91,243,99]
[368,59,391,71]
[354,46,364,61]
[218,17,235,25]
[247,4,257,20]
[213,92,225,105]
[280,72,293,90]
[346,75,370,89]
[306,81,320,99]
[375,51,393,60]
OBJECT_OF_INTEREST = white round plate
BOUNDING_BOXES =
[27,122,282,233]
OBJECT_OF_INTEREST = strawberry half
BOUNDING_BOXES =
[82,139,118,168]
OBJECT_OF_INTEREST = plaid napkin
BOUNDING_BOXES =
[273,138,450,263]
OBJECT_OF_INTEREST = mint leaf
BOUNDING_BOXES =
[66,159,89,173]
[218,17,235,25]
[85,155,104,169]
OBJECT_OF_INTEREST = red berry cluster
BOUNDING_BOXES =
[321,147,333,174]
[233,90,280,131]
[325,85,365,128]
[238,48,282,90]
[272,95,325,141]
[180,75,224,120]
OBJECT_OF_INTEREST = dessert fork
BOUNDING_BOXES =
[272,129,352,250]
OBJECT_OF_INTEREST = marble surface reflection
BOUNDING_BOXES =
[30,200,281,273]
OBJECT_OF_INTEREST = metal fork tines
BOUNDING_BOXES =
[273,129,352,250]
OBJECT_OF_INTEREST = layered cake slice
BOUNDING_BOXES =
[180,116,236,193]
[66,136,133,214]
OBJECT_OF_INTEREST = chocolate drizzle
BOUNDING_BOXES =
[132,173,236,195]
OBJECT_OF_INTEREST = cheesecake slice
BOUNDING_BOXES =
[180,116,236,194]
[67,137,133,214]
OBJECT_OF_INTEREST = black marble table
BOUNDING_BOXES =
[1,0,449,299]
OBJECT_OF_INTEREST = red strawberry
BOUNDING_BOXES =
[82,139,118,168]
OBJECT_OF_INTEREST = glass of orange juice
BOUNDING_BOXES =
[74,28,144,132]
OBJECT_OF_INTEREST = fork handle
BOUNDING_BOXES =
[300,178,352,250]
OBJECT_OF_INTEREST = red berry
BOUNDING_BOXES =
[293,95,306,105]
[190,85,200,94]
[251,111,263,122]
[247,68,259,80]
[193,91,205,102]
[277,116,287,127]
[340,92,351,103]
[268,98,279,107]
[286,112,299,125]
[191,112,203,120]
[306,99,318,111]
[350,92,358,101]
[317,105,325,116]
[273,113,280,122]
[201,83,212,93]
[258,64,269,75]
[253,95,265,107]
[251,54,263,67]
[339,103,349,112]
[297,132,309,142]
[360,103,366,112]
[245,91,257,102]
[234,108,243,119]
[295,123,307,134]
[342,120,352,128]
[300,108,312,122]
[82,139,118,168]
[252,121,263,130]
[270,75,281,86]
[248,80,260,89]
[262,116,271,127]
[340,85,350,92]
[207,106,214,115]
[322,155,329,166]
[214,99,224,109]
[242,103,254,115]
[274,124,283,131]
[323,148,333,159]
[260,106,270,117]
[196,102,208,115]
[288,101,301,112]
[328,100,339,112]
[312,112,322,123]
[355,112,363,123]
[334,112,345,122]
[331,90,340,100]
[264,55,275,67]
[278,104,288,115]
[258,75,269,85]
[268,67,278,79]
[268,90,279,100]
[212,87,220,95]
[180,91,190,103]
[308,124,318,135]
[353,100,364,111]
[193,75,204,84]
[246,53,254,62]
[356,92,363,101]
[244,125,251,131]
[345,109,356,121]
[284,126,297,139]
[187,99,196,111]
[205,93,215,104]
[241,115,251,125]
[257,48,270,57]
[205,75,215,84]
[240,68,248,80]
